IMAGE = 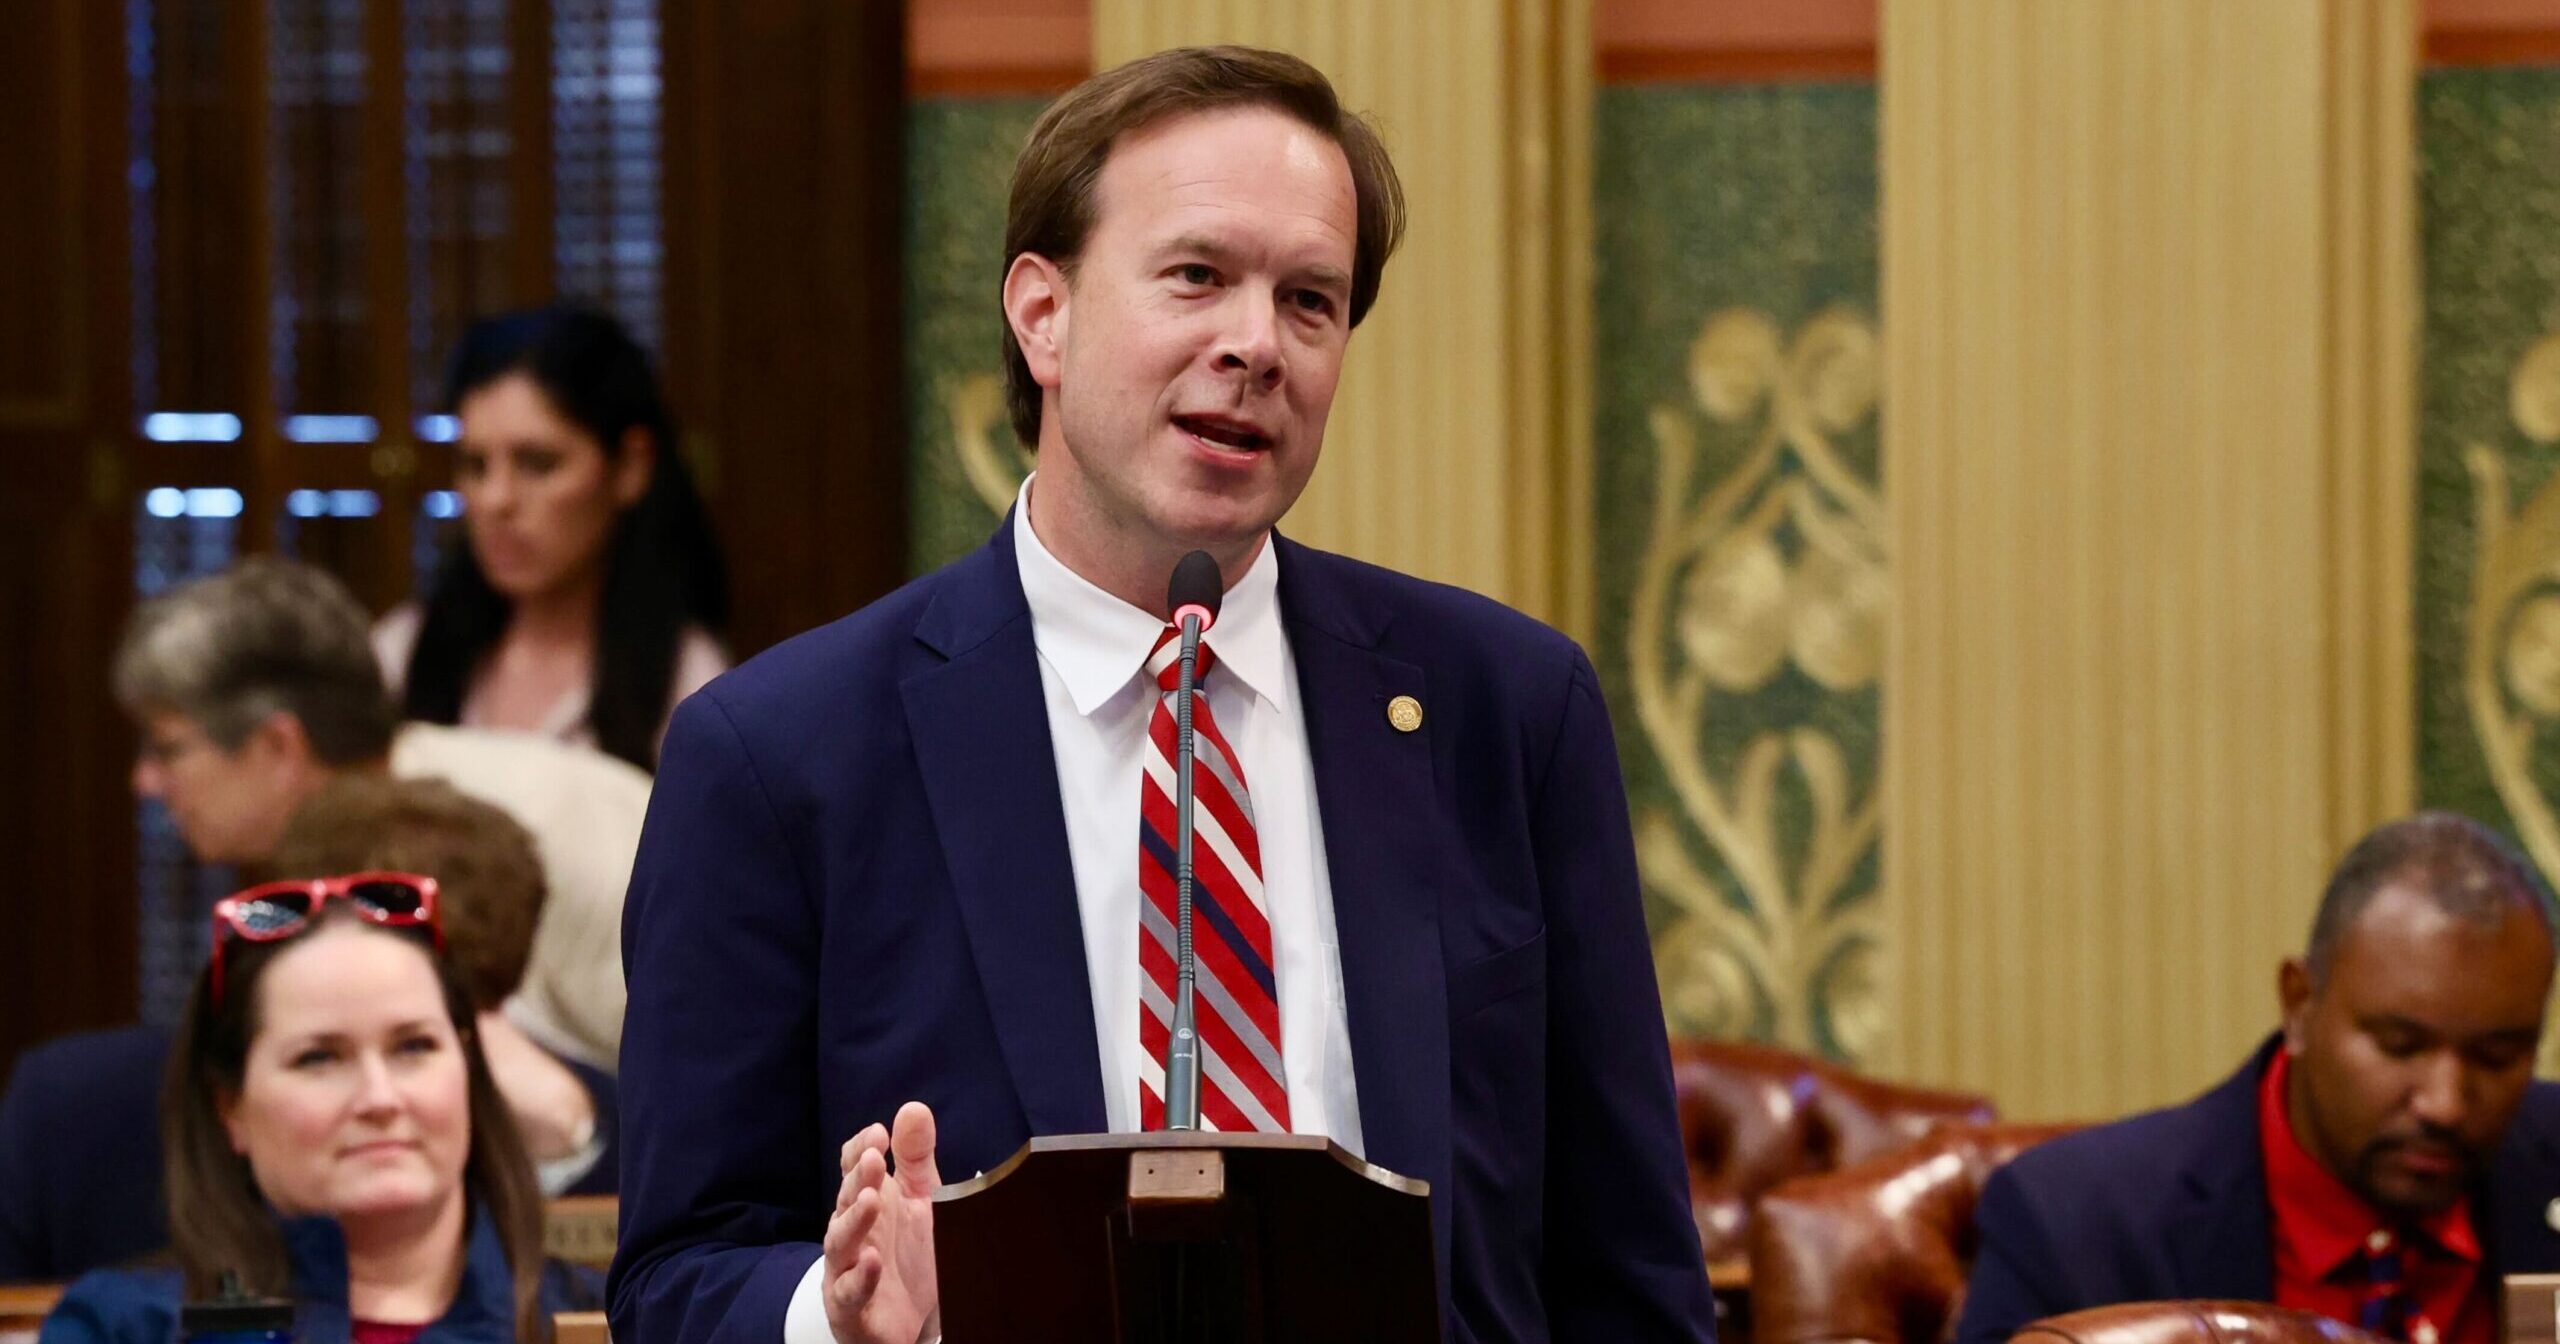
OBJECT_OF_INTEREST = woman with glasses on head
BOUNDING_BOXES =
[376,305,730,773]
[40,875,597,1344]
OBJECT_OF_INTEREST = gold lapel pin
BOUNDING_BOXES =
[1387,695,1423,733]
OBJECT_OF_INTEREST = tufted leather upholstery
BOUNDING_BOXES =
[1749,1119,2081,1344]
[2013,1302,2388,1344]
[1672,1038,1998,1266]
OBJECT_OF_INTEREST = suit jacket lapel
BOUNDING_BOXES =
[1276,539,1450,1193]
[900,522,1108,1136]
[2487,1088,2560,1274]
[2169,1044,2280,1300]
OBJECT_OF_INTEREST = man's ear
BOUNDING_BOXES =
[2278,958,2314,1054]
[613,425,657,507]
[1003,252,1070,392]
[245,710,314,769]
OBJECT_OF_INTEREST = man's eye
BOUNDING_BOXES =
[519,452,562,476]
[2469,1042,2532,1072]
[1291,289,1334,315]
[1175,264,1216,286]
[292,1048,338,1069]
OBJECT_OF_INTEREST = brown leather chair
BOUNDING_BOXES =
[2015,1303,2387,1344]
[1748,1119,2081,1344]
[1673,1038,1998,1267]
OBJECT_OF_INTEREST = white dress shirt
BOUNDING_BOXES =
[1009,475,1364,1145]
[784,477,1362,1342]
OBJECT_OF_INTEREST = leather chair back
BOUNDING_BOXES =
[2014,1302,2388,1344]
[1673,1038,1996,1264]
[1749,1120,2081,1344]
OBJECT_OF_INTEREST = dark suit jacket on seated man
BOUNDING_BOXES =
[1956,813,2560,1344]
[0,1026,173,1282]
[608,44,1715,1344]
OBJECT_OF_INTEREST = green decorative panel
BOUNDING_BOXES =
[906,97,1046,575]
[1593,83,1882,1062]
[2416,69,2560,883]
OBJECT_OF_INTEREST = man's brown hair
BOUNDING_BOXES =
[1000,44,1409,446]
[271,775,547,1009]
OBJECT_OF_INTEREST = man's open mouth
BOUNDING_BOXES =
[1176,415,1269,451]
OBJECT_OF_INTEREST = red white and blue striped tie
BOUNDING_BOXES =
[1136,626,1291,1132]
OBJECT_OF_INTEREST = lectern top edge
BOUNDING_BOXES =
[930,1129,1431,1204]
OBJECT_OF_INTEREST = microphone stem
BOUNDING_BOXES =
[1165,614,1205,1132]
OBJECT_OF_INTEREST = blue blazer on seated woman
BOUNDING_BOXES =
[38,1207,600,1344]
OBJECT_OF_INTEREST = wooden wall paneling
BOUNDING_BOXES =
[1595,0,1876,84]
[149,0,256,419]
[234,0,283,553]
[0,0,76,419]
[358,0,417,611]
[510,0,557,305]
[0,0,138,1082]
[662,0,909,658]
[906,0,1091,95]
[2425,0,2560,67]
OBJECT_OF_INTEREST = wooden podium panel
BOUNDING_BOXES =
[2509,1274,2560,1344]
[934,1131,1436,1343]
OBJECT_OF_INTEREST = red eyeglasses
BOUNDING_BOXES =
[209,872,444,1005]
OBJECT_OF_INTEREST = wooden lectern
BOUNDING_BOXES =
[2509,1273,2560,1344]
[932,1131,1439,1343]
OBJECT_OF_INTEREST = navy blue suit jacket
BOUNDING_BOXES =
[0,1026,171,1282]
[608,525,1716,1342]
[1955,1037,2560,1344]
[0,1023,618,1285]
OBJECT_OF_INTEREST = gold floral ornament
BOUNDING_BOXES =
[948,372,1034,516]
[1631,304,1886,1061]
[2511,334,2560,445]
[2463,332,2560,1074]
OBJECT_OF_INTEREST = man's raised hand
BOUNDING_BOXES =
[822,1101,942,1344]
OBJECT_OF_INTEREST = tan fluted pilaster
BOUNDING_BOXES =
[1093,2,1594,638]
[1880,0,2415,1120]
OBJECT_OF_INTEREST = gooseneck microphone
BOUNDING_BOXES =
[1162,549,1224,1132]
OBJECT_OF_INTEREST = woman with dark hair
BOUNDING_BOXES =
[375,305,729,771]
[38,875,597,1343]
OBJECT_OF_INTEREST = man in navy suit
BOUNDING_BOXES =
[1955,812,2560,1344]
[609,44,1714,1344]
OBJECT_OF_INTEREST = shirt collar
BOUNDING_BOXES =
[2258,1046,2482,1279]
[1011,473,1286,717]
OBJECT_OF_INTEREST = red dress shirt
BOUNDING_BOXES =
[2259,1048,2488,1344]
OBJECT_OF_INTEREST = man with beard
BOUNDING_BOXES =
[1955,812,2560,1344]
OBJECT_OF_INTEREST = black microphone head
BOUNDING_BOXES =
[1167,550,1224,630]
